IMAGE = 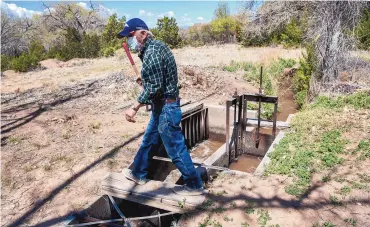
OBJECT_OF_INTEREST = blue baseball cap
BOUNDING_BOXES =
[117,18,149,38]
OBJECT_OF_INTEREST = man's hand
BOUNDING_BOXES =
[125,108,137,123]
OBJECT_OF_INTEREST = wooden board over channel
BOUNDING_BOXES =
[101,172,206,213]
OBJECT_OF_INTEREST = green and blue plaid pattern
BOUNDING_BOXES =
[137,38,179,104]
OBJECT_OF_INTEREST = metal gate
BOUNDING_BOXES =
[225,93,278,164]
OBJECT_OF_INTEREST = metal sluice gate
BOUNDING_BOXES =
[225,93,278,165]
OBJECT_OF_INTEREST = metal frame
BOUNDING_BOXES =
[181,108,209,148]
[225,93,278,165]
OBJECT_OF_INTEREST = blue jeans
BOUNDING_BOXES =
[132,99,203,189]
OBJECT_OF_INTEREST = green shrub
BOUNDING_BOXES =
[10,53,40,72]
[1,55,12,71]
[279,19,304,48]
[295,90,308,108]
[310,92,370,110]
[102,46,116,57]
[29,40,46,60]
[355,9,370,50]
[82,32,101,58]
[293,44,316,107]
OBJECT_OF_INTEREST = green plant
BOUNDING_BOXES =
[230,201,237,208]
[310,92,370,110]
[245,200,254,214]
[101,13,126,52]
[1,54,13,71]
[223,216,233,222]
[8,136,22,145]
[322,222,335,227]
[293,44,315,106]
[152,17,182,48]
[245,207,255,214]
[351,182,368,190]
[279,19,304,48]
[355,9,370,50]
[178,198,186,209]
[322,175,329,182]
[330,195,342,206]
[257,209,271,227]
[357,173,370,183]
[10,53,40,72]
[202,199,214,208]
[339,186,351,195]
[43,164,52,171]
[212,206,227,213]
[344,218,357,226]
[241,222,249,227]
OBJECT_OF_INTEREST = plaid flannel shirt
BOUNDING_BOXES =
[137,38,179,104]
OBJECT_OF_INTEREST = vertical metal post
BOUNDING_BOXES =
[242,95,247,154]
[233,100,237,161]
[205,108,209,139]
[237,96,243,157]
[273,100,278,138]
[226,100,231,165]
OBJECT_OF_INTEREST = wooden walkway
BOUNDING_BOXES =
[102,172,206,213]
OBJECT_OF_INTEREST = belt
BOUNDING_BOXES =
[166,98,177,103]
[153,97,178,105]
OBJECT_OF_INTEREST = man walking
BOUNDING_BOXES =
[118,18,204,196]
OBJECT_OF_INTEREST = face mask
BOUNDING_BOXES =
[128,36,141,51]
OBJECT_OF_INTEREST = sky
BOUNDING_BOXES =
[0,1,255,28]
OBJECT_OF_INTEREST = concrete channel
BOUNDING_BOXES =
[64,103,291,227]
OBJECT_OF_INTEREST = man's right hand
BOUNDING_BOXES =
[125,108,137,123]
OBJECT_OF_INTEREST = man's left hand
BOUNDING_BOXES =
[125,108,137,123]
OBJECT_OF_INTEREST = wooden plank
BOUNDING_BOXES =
[102,173,205,212]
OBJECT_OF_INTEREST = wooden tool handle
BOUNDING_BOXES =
[122,43,140,77]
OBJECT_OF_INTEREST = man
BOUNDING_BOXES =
[118,18,204,196]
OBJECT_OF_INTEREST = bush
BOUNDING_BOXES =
[10,53,40,72]
[1,55,12,71]
[355,9,370,50]
[292,44,316,107]
[102,46,115,57]
[279,19,304,48]
[82,32,100,58]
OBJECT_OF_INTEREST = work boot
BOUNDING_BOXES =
[123,169,147,185]
[172,185,206,196]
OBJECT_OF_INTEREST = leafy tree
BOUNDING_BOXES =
[101,13,126,56]
[211,16,239,43]
[214,2,230,19]
[152,17,182,48]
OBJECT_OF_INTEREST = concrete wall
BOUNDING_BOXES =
[206,104,257,134]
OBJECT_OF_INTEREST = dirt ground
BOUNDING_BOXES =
[179,109,370,227]
[1,44,367,227]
